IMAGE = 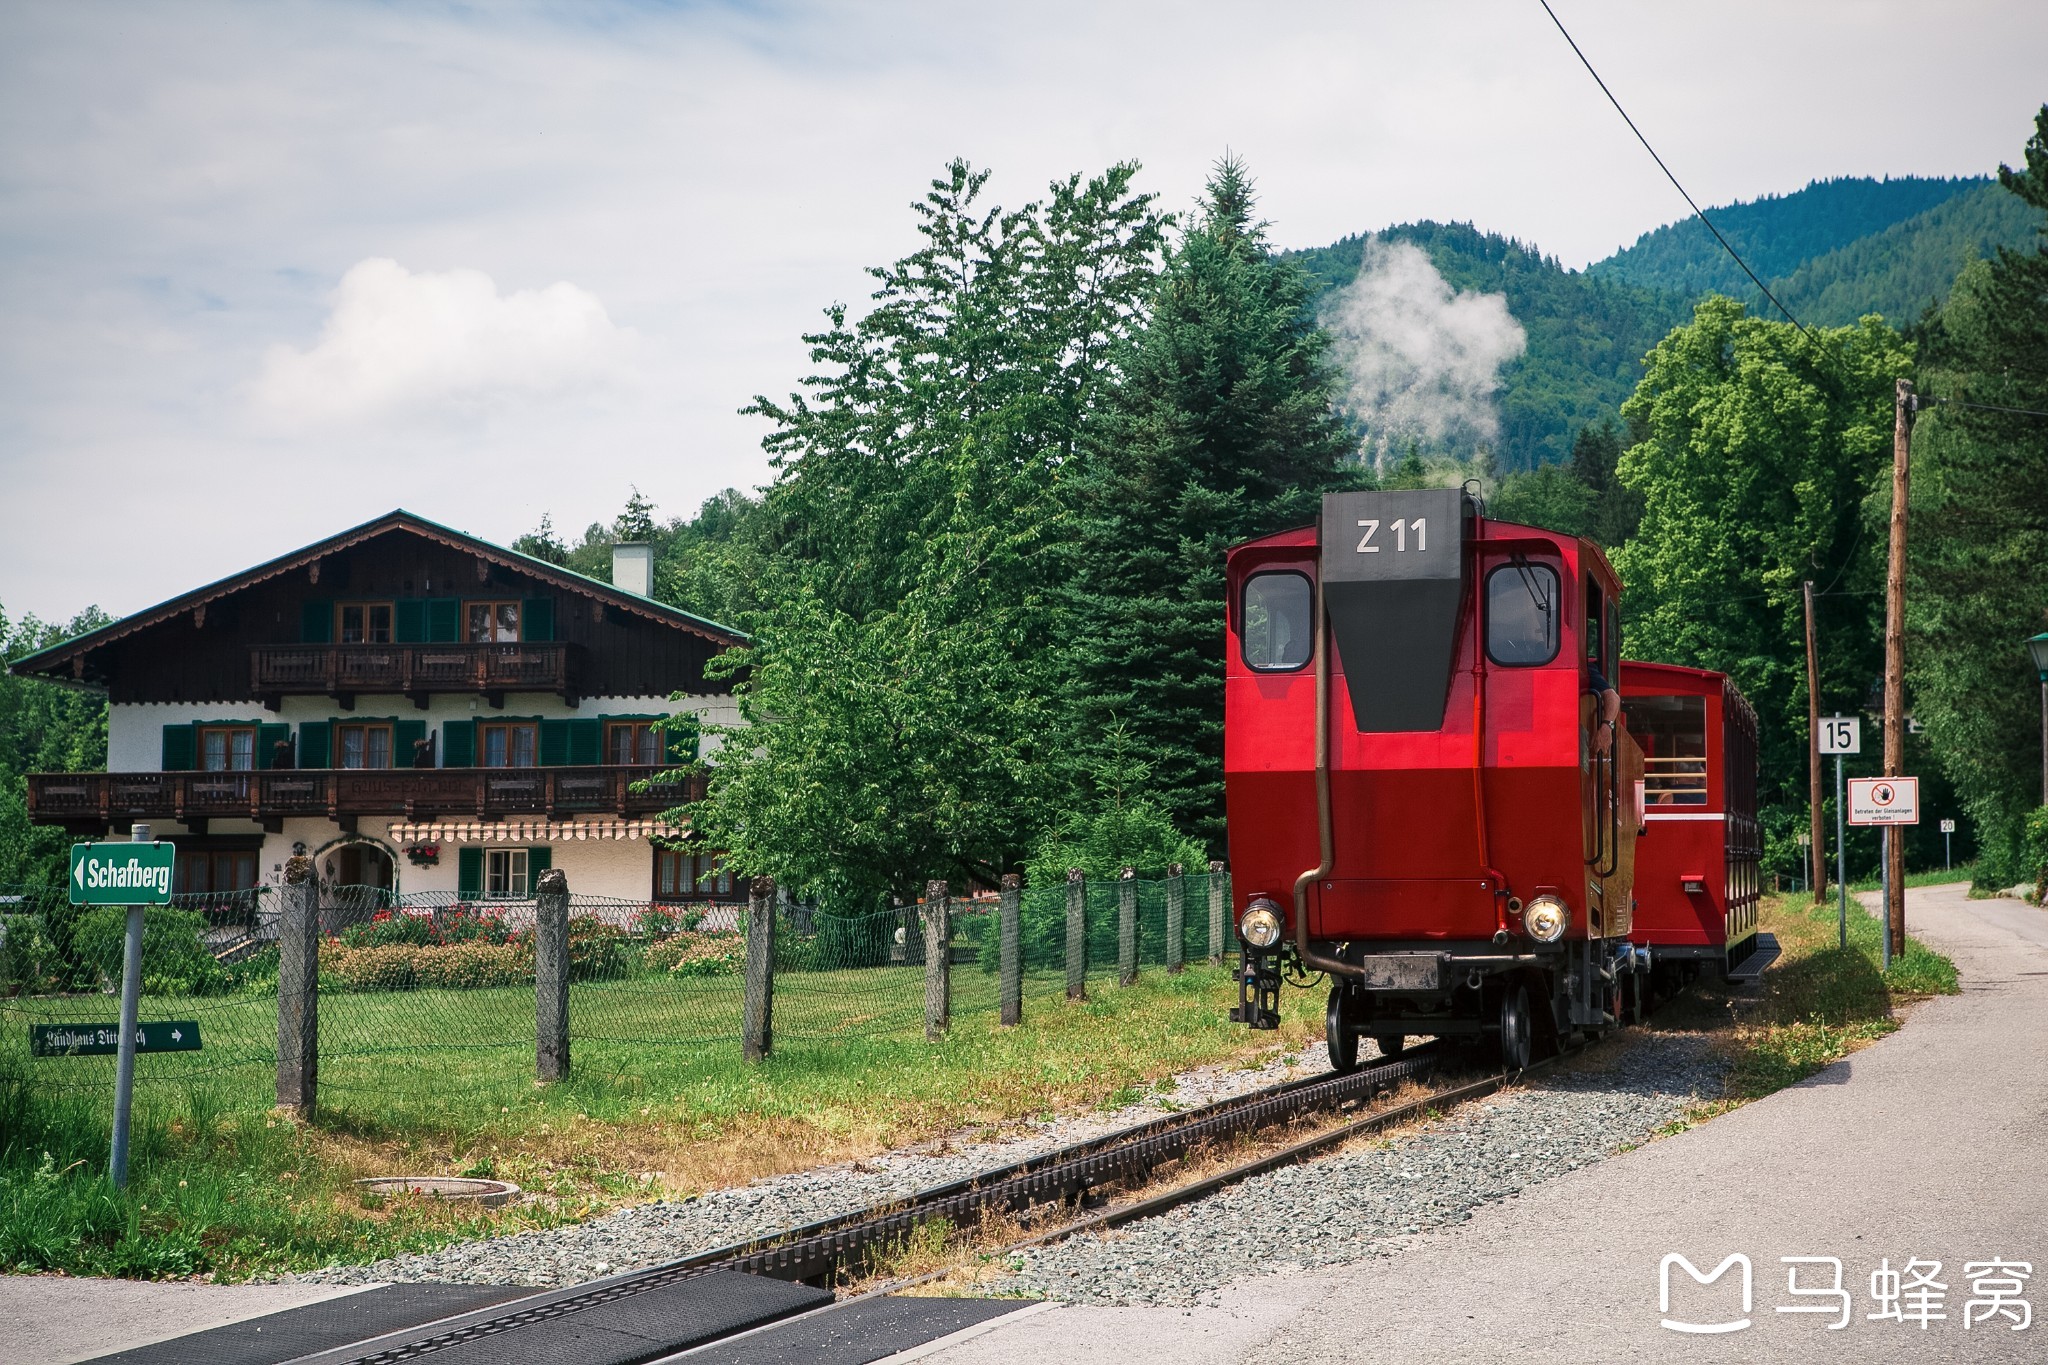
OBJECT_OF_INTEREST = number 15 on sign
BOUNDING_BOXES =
[1819,717,1861,755]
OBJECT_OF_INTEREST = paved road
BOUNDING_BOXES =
[915,884,2048,1365]
[0,1278,369,1364]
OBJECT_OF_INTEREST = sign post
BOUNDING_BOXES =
[1846,776,1921,973]
[1818,717,1861,951]
[71,829,175,1190]
[1940,817,1956,871]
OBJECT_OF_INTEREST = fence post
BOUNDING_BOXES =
[276,852,319,1114]
[535,868,570,1082]
[1118,866,1137,986]
[922,879,950,1040]
[1065,869,1086,1001]
[1207,859,1227,965]
[1166,863,1186,975]
[743,876,775,1062]
[999,872,1022,1027]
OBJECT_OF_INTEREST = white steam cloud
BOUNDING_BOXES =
[1321,239,1526,471]
[252,258,637,428]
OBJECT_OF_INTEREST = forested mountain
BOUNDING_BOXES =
[1283,175,2045,471]
[1591,175,1987,296]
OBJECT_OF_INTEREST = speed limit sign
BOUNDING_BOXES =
[1818,716,1861,755]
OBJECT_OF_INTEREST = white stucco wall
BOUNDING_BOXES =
[108,693,741,773]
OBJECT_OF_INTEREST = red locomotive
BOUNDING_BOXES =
[1223,489,1652,1069]
[1620,660,1768,991]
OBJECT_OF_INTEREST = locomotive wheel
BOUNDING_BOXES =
[1326,986,1360,1074]
[1498,983,1533,1072]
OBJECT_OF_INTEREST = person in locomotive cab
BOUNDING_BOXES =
[1587,660,1622,756]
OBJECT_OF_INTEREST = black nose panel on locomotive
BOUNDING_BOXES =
[1319,488,1471,732]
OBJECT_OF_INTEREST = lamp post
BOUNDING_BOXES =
[2030,633,2048,807]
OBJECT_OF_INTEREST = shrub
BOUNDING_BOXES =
[2026,806,2048,904]
[643,933,743,977]
[71,906,225,996]
[0,915,61,995]
[223,944,280,995]
[339,909,433,949]
[410,942,532,989]
[324,943,418,992]
[430,908,514,946]
[567,916,630,981]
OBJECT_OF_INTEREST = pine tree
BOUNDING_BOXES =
[1063,157,1355,847]
[1908,105,2048,886]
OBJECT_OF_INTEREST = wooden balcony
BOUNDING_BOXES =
[249,642,577,709]
[26,767,704,834]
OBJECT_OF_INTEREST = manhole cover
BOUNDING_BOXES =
[355,1177,520,1206]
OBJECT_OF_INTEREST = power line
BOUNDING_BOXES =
[1536,0,1807,334]
[1927,397,2048,421]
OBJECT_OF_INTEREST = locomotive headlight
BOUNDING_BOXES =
[1238,900,1285,949]
[1522,895,1569,944]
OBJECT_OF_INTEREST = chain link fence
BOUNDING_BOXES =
[1,869,1232,1120]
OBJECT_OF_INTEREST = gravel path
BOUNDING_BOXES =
[287,1035,1347,1288]
[996,1030,1728,1306]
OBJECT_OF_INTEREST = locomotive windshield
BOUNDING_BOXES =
[1485,563,1559,665]
[1241,571,1312,671]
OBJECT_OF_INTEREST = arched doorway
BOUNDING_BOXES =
[329,842,395,891]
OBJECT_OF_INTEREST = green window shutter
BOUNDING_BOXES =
[426,598,460,643]
[255,722,291,770]
[301,600,333,643]
[457,847,483,900]
[539,719,571,767]
[393,719,426,766]
[662,713,701,764]
[298,721,331,769]
[161,724,196,771]
[522,597,554,643]
[567,718,602,766]
[441,719,475,768]
[394,599,426,644]
[527,845,552,878]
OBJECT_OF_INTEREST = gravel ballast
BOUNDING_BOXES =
[289,1031,1724,1295]
[998,1031,1728,1306]
[288,1036,1344,1288]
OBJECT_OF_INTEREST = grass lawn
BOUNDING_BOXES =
[0,962,1323,1280]
[1652,886,1959,1123]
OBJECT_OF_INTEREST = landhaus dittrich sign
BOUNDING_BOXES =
[30,1021,202,1057]
[68,841,176,905]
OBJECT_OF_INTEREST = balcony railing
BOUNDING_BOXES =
[249,642,575,700]
[26,767,704,827]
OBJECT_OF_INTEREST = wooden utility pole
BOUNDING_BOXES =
[1883,378,1915,958]
[1804,579,1825,903]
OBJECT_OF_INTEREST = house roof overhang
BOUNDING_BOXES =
[8,509,749,689]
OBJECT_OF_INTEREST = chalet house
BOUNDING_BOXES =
[12,510,747,909]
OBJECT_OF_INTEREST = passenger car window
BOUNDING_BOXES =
[1620,693,1708,805]
[1241,572,1312,671]
[1486,563,1559,666]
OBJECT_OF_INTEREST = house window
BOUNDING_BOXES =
[337,602,394,644]
[336,723,394,770]
[607,721,661,766]
[479,721,538,768]
[655,848,691,900]
[701,854,734,898]
[484,848,530,899]
[467,600,521,643]
[198,726,257,772]
[174,849,259,895]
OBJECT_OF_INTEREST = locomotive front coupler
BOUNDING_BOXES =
[1231,944,1284,1029]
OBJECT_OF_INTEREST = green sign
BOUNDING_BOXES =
[69,842,176,906]
[31,1021,202,1057]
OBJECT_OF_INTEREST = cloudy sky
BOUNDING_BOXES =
[2,0,2042,621]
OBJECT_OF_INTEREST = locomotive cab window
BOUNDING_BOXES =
[1241,572,1312,672]
[1620,693,1709,805]
[1485,563,1559,665]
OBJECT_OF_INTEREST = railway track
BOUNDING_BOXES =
[289,1037,1587,1365]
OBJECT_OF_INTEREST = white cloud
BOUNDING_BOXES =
[251,258,636,427]
[1321,240,1527,471]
